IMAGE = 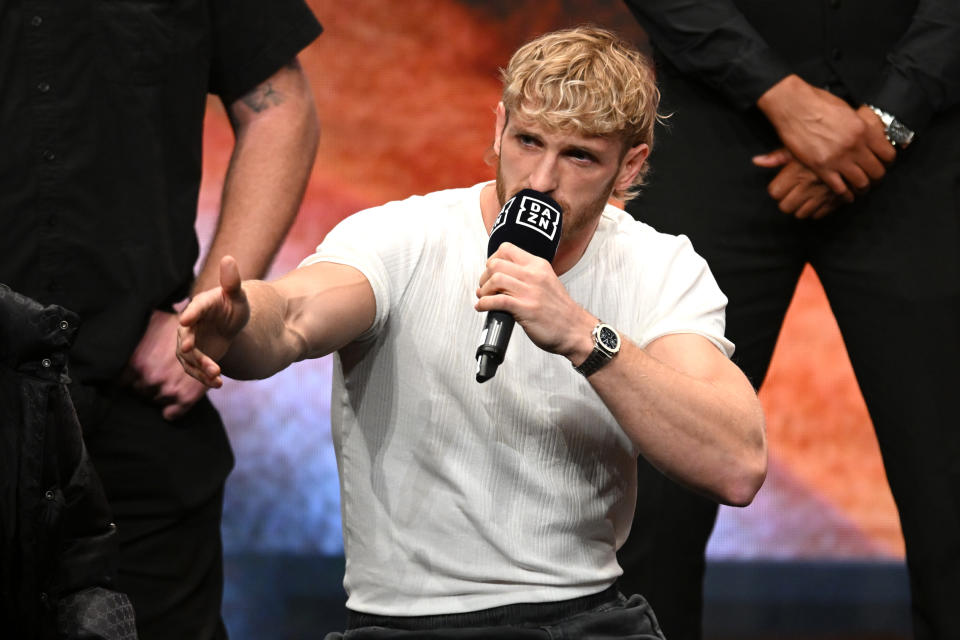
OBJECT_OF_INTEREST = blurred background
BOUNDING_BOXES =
[195,1,910,637]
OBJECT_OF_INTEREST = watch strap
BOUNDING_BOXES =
[574,346,613,377]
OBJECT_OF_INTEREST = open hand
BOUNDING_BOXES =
[177,256,250,388]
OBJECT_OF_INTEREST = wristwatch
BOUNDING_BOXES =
[866,105,915,149]
[574,322,621,377]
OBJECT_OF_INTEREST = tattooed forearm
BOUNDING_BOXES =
[242,81,285,113]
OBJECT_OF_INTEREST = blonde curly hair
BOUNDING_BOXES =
[501,26,660,201]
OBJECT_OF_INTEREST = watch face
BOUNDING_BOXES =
[598,325,620,352]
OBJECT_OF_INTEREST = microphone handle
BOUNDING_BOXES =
[475,311,515,383]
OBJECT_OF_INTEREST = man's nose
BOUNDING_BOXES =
[528,155,559,194]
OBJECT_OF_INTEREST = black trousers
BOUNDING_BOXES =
[72,383,234,640]
[620,72,960,640]
[326,586,665,639]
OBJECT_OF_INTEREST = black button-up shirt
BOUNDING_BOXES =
[625,0,960,131]
[0,0,321,383]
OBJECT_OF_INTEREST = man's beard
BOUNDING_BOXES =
[495,159,615,243]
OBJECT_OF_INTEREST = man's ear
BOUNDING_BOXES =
[493,102,507,156]
[614,143,650,194]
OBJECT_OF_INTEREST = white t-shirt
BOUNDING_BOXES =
[299,181,732,616]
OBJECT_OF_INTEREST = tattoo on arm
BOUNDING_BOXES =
[241,81,285,113]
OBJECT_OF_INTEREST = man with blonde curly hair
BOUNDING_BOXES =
[176,26,766,638]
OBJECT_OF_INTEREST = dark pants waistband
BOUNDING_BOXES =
[346,584,620,630]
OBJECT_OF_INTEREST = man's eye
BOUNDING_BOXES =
[518,135,538,146]
[569,151,595,163]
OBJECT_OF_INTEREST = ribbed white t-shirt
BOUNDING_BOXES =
[299,181,732,616]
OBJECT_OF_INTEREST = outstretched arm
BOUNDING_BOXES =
[178,256,375,388]
[476,243,766,506]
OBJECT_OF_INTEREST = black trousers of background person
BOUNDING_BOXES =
[618,70,960,640]
[71,383,234,640]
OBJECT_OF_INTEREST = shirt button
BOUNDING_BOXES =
[37,81,50,93]
[831,48,843,61]
[59,320,69,330]
[44,489,55,500]
[41,358,52,368]
[30,15,42,27]
[42,150,56,162]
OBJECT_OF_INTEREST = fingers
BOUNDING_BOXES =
[176,325,223,388]
[811,200,839,219]
[176,348,223,389]
[475,268,526,314]
[478,243,549,289]
[475,244,555,317]
[178,291,212,326]
[856,105,897,165]
[766,160,843,220]
[219,255,242,295]
[793,196,822,220]
[866,130,897,165]
[487,242,540,266]
[752,147,793,168]
[160,377,207,421]
[854,146,888,183]
[179,256,243,327]
[820,170,855,202]
[775,184,808,215]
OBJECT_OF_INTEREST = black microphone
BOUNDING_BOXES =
[476,189,563,383]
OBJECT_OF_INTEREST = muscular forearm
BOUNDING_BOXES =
[580,336,767,506]
[474,242,766,505]
[179,259,375,388]
[218,262,375,380]
[193,60,319,295]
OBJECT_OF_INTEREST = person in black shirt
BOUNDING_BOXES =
[0,1,322,638]
[618,1,960,639]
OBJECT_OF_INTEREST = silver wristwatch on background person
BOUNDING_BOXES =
[574,322,621,377]
[867,105,915,149]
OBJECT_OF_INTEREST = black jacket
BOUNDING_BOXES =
[1,284,136,639]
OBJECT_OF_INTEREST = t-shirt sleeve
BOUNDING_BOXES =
[636,234,734,358]
[298,199,428,342]
[209,0,323,105]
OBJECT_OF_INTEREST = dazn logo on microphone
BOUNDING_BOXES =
[517,196,560,242]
